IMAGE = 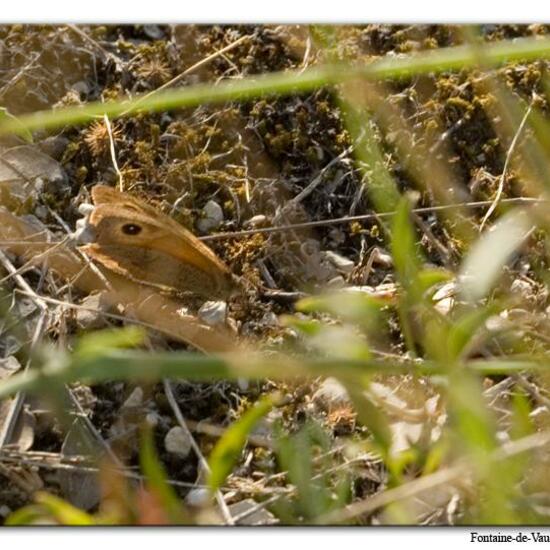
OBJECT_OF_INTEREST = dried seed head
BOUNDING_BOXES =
[83,121,122,157]
[136,59,172,86]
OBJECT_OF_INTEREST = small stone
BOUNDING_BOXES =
[78,202,95,217]
[506,308,531,322]
[0,335,22,357]
[432,281,456,316]
[143,25,164,39]
[197,200,224,233]
[121,387,143,410]
[371,248,393,267]
[0,505,11,518]
[72,81,90,97]
[249,418,272,440]
[245,214,268,228]
[38,136,69,160]
[326,275,345,289]
[185,488,211,507]
[76,293,110,330]
[74,204,95,244]
[164,426,192,458]
[511,278,535,301]
[0,145,67,187]
[0,356,21,380]
[322,251,355,274]
[198,301,227,326]
[16,297,38,319]
[260,312,279,327]
[433,296,454,316]
[485,315,510,332]
[59,420,101,510]
[33,205,49,220]
[228,498,278,525]
[237,378,249,391]
[328,227,346,247]
[496,430,511,444]
[145,412,160,427]
[313,377,351,409]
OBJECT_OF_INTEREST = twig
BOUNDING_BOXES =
[0,237,71,286]
[163,379,235,525]
[0,461,41,493]
[66,24,118,64]
[0,209,238,352]
[479,101,533,232]
[64,389,124,469]
[230,493,282,524]
[120,34,252,117]
[513,374,550,409]
[103,114,124,192]
[282,146,353,211]
[0,31,62,100]
[0,52,43,100]
[13,289,146,329]
[201,196,546,242]
[318,429,550,524]
[299,36,313,73]
[0,249,48,448]
[0,198,541,248]
[230,447,379,524]
[0,448,226,491]
[0,309,47,449]
[185,418,272,449]
[410,211,452,267]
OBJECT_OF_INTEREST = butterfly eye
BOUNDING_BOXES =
[121,223,142,235]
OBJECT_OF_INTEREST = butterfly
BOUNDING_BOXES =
[78,185,239,300]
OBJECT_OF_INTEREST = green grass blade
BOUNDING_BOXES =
[460,208,533,301]
[2,349,549,402]
[140,424,186,524]
[208,392,280,491]
[2,36,550,137]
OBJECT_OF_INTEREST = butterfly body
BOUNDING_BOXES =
[79,185,238,300]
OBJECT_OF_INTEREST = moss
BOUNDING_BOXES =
[90,26,107,40]
[133,140,157,176]
[350,222,363,235]
[101,86,126,102]
[60,141,80,164]
[75,165,88,183]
